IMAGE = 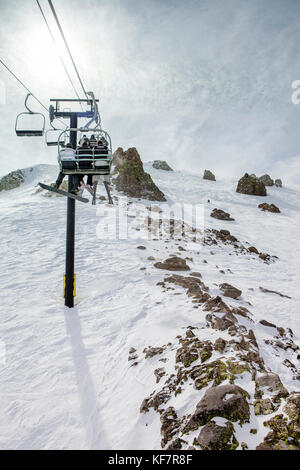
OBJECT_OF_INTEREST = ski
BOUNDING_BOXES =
[104,181,114,205]
[38,183,89,203]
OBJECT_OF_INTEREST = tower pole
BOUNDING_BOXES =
[65,114,78,308]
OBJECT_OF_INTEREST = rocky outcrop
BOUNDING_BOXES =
[154,256,190,271]
[197,421,238,450]
[0,169,24,192]
[152,161,173,171]
[210,208,234,221]
[185,384,250,430]
[258,174,274,186]
[219,283,242,299]
[275,179,282,188]
[258,203,280,213]
[236,173,267,196]
[203,170,216,181]
[112,147,166,201]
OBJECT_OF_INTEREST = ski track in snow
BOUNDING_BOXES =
[0,163,299,449]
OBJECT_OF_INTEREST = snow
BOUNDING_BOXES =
[0,163,299,449]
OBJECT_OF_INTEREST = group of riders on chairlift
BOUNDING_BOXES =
[55,133,110,196]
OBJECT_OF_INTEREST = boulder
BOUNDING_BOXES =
[210,208,234,221]
[154,256,190,271]
[197,420,238,450]
[259,174,274,186]
[255,373,288,399]
[185,384,250,430]
[275,179,282,188]
[152,160,173,171]
[112,147,166,201]
[258,203,280,213]
[236,173,267,196]
[0,169,24,192]
[219,283,242,299]
[203,170,216,181]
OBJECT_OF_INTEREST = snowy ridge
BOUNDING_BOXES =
[0,164,299,449]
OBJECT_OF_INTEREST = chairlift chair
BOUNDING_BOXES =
[57,128,113,176]
[46,122,66,147]
[15,93,46,137]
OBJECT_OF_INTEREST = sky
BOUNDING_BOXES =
[1,0,300,183]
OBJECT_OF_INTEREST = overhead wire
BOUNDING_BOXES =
[48,0,89,100]
[35,0,84,109]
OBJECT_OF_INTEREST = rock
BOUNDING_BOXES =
[214,338,227,353]
[248,246,259,254]
[154,256,190,271]
[197,420,238,450]
[137,245,146,250]
[258,203,280,213]
[203,170,216,181]
[257,414,299,450]
[210,208,234,221]
[258,174,274,186]
[152,160,173,171]
[112,147,166,201]
[143,346,165,358]
[219,283,242,299]
[0,169,24,192]
[160,407,181,448]
[154,368,166,383]
[255,373,288,399]
[185,384,250,430]
[275,179,282,188]
[236,173,267,196]
[259,286,291,299]
[254,398,278,415]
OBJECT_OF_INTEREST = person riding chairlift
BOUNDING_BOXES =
[55,143,84,194]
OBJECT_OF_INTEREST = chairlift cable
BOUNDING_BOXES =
[0,57,66,127]
[48,0,89,100]
[36,0,84,109]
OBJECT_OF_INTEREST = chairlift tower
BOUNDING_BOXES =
[50,97,99,308]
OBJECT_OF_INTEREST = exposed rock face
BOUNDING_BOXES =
[152,160,173,171]
[197,421,238,450]
[154,256,190,271]
[185,384,250,430]
[112,147,166,201]
[219,283,242,299]
[255,373,288,400]
[259,174,274,186]
[275,179,282,188]
[203,170,216,181]
[236,173,267,196]
[258,203,280,213]
[0,169,24,192]
[210,208,234,221]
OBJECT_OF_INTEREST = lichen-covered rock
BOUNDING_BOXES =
[259,174,274,186]
[0,169,24,192]
[275,179,282,188]
[258,203,280,213]
[160,407,181,448]
[112,147,166,201]
[236,173,267,196]
[154,256,190,271]
[219,283,242,299]
[203,170,216,181]
[210,208,234,221]
[152,160,173,171]
[255,373,288,400]
[257,414,299,450]
[185,384,250,431]
[197,420,238,450]
[254,398,278,415]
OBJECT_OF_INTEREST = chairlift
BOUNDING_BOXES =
[15,93,46,137]
[57,127,113,176]
[46,122,66,147]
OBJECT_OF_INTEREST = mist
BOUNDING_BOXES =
[1,0,300,183]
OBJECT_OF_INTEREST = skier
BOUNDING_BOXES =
[55,143,83,194]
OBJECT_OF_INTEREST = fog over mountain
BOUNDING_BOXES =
[1,0,300,182]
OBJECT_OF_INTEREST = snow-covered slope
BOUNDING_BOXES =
[0,164,299,450]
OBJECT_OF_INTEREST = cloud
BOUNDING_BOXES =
[1,0,300,182]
